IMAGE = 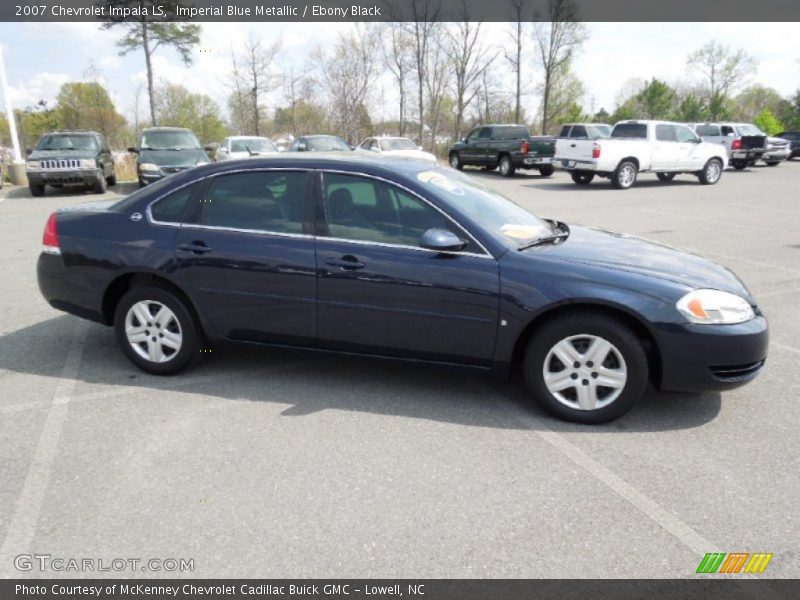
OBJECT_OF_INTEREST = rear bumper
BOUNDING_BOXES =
[519,156,554,168]
[653,316,768,393]
[730,149,765,160]
[27,169,102,186]
[554,158,600,172]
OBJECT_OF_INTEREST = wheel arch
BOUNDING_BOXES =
[617,156,640,170]
[508,300,662,387]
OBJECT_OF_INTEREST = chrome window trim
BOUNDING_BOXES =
[318,168,494,259]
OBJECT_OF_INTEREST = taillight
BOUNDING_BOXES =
[42,213,60,255]
[520,140,529,155]
[732,139,742,150]
[592,143,601,159]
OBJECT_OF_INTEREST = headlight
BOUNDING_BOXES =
[80,158,98,169]
[139,163,160,172]
[676,289,755,325]
[27,161,41,170]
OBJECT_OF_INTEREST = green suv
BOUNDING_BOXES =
[26,131,116,196]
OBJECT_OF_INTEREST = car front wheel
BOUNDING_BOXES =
[449,153,463,170]
[699,158,723,185]
[114,284,201,375]
[523,313,649,424]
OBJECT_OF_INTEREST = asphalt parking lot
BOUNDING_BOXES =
[1,162,798,579]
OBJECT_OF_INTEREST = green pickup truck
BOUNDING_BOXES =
[447,124,556,177]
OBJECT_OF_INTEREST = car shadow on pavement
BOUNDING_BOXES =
[0,316,721,433]
[0,181,139,200]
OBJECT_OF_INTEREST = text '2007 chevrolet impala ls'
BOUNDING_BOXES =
[36,155,768,423]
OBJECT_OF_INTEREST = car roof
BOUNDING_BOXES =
[46,130,100,135]
[228,135,272,139]
[142,126,193,132]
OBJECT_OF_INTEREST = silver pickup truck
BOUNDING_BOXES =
[690,123,767,170]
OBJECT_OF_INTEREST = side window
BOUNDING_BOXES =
[466,129,481,143]
[656,124,676,142]
[570,126,587,138]
[150,184,197,224]
[559,126,571,137]
[674,125,698,143]
[721,126,734,136]
[200,171,309,233]
[322,173,472,251]
[478,127,492,139]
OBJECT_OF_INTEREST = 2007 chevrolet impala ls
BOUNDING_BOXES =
[37,155,768,423]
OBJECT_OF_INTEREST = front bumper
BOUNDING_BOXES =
[762,148,790,161]
[27,168,102,186]
[654,315,768,393]
[139,166,193,184]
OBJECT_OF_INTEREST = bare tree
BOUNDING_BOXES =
[532,0,587,133]
[404,0,442,146]
[282,64,312,136]
[228,34,282,136]
[424,31,449,150]
[687,41,757,119]
[505,0,528,124]
[446,13,496,142]
[382,23,414,137]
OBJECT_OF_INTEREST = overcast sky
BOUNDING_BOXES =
[1,21,798,125]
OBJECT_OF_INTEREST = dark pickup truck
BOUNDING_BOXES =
[448,124,556,177]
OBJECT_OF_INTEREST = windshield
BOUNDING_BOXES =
[307,136,350,151]
[141,130,201,150]
[611,123,648,139]
[230,138,277,153]
[36,134,98,151]
[381,138,417,151]
[417,168,552,247]
[589,125,612,138]
[738,124,764,136]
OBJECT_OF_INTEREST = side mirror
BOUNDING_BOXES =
[127,147,139,153]
[419,228,466,252]
[26,148,32,155]
[695,137,703,144]
[297,144,307,152]
[204,144,215,152]
[462,137,468,144]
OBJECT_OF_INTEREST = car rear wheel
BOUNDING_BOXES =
[29,184,45,197]
[731,159,748,170]
[611,161,637,189]
[656,172,676,182]
[114,285,201,375]
[571,171,594,185]
[699,158,723,185]
[538,164,555,177]
[765,161,780,167]
[523,313,649,424]
[449,153,463,170]
[499,155,516,177]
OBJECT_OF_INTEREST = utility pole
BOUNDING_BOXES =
[0,45,27,185]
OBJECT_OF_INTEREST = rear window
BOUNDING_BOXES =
[695,125,721,136]
[611,123,648,139]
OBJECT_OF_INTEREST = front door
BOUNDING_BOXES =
[314,172,500,364]
[652,124,680,170]
[173,169,318,345]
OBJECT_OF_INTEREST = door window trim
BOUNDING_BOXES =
[316,169,494,260]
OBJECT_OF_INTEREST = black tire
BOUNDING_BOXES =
[538,164,555,177]
[656,172,676,182]
[499,154,516,177]
[29,184,45,197]
[113,284,201,375]
[523,312,649,424]
[765,161,780,167]
[698,158,723,185]
[93,175,107,194]
[731,159,748,170]
[106,171,117,186]
[571,171,594,185]
[449,152,463,170]
[611,160,637,189]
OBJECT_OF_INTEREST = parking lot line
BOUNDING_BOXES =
[0,320,88,576]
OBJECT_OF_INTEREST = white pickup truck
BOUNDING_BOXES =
[555,120,728,189]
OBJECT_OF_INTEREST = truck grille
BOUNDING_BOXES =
[41,159,82,170]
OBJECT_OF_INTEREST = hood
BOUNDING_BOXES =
[29,149,97,161]
[383,149,437,162]
[536,225,752,299]
[139,148,208,167]
[766,136,789,147]
[227,150,280,160]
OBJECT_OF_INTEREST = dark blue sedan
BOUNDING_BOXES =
[36,155,768,423]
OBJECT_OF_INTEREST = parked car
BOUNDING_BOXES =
[357,136,437,163]
[690,122,767,170]
[447,124,556,177]
[36,155,767,424]
[287,135,351,152]
[775,131,800,159]
[26,130,116,197]
[555,120,728,189]
[129,127,211,186]
[558,123,612,139]
[760,136,791,166]
[215,136,278,161]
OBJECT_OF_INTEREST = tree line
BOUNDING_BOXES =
[2,0,799,154]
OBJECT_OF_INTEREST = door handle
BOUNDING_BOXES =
[326,255,365,271]
[177,242,212,254]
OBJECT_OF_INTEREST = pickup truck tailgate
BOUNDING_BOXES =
[555,138,596,163]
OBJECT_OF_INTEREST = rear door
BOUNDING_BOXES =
[173,168,318,345]
[314,171,500,364]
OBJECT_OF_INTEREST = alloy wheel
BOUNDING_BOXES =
[125,300,183,363]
